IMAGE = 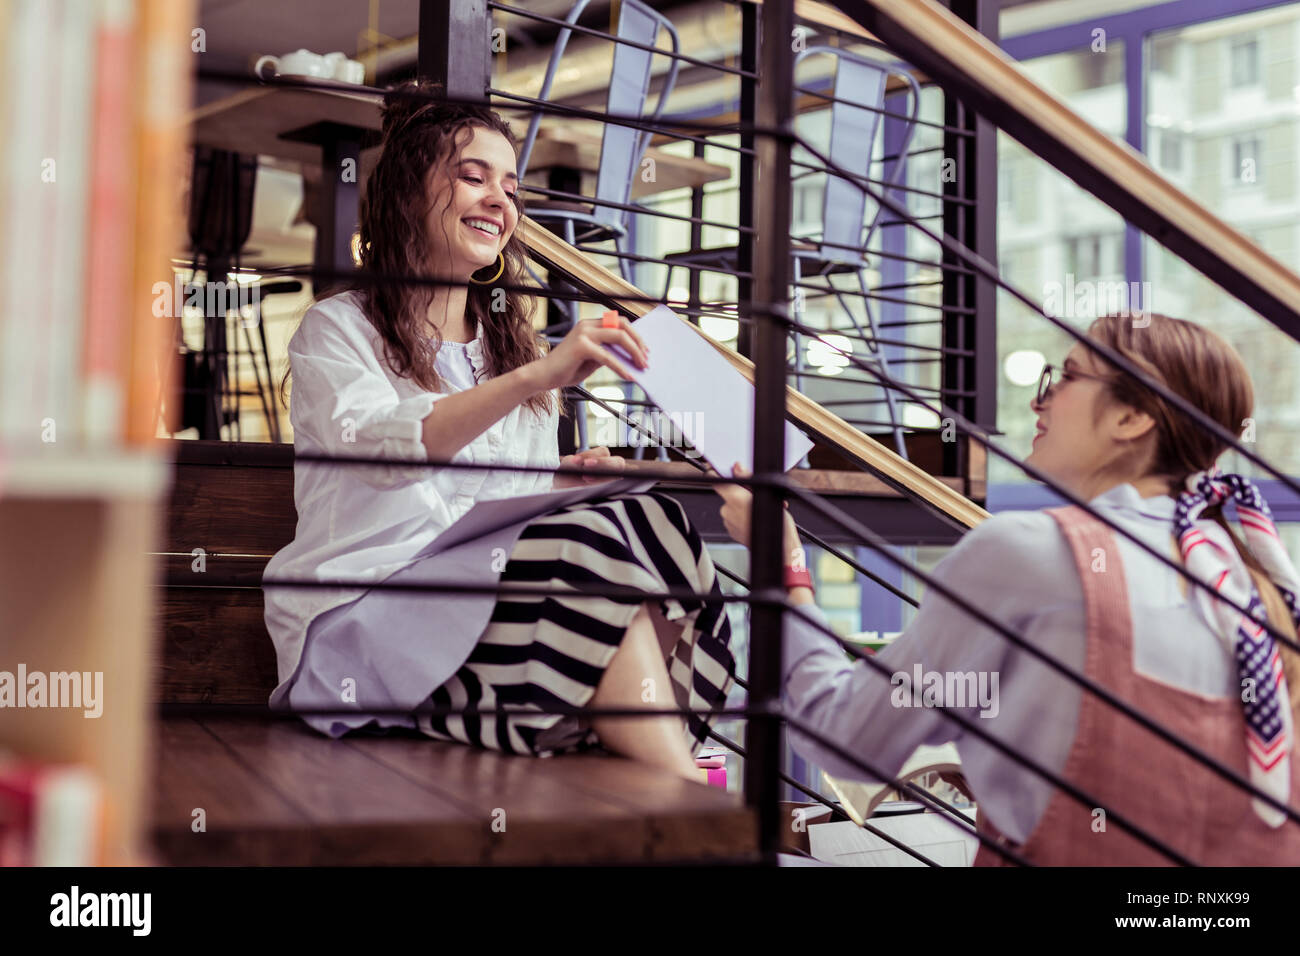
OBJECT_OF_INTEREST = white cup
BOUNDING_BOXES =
[335,58,366,84]
[255,49,329,80]
[323,51,365,84]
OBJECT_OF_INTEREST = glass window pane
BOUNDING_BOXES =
[994,43,1128,486]
[1144,6,1300,480]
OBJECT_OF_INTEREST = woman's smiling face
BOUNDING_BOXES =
[424,125,520,278]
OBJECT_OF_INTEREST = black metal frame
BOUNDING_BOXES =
[744,0,796,862]
[177,0,1300,868]
[834,0,1300,344]
[940,0,999,478]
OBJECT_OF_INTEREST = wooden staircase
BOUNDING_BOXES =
[152,439,758,865]
[150,198,990,865]
[151,431,980,864]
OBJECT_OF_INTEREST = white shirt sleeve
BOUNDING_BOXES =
[528,397,562,496]
[290,308,446,490]
[780,511,1052,783]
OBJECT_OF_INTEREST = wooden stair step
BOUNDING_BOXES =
[152,715,757,865]
[158,587,274,705]
[149,436,970,865]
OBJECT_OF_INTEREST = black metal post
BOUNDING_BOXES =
[940,0,998,478]
[201,257,229,440]
[735,3,758,360]
[418,0,491,103]
[743,0,795,866]
[315,135,362,285]
[687,138,706,327]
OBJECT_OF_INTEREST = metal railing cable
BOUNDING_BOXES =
[785,128,1300,648]
[560,383,925,612]
[541,152,1300,841]
[777,473,1300,836]
[788,157,975,205]
[525,239,759,279]
[517,182,753,235]
[787,82,975,137]
[256,553,1194,861]
[486,0,966,140]
[704,728,997,867]
[250,447,1233,859]
[273,436,1300,671]
[486,0,760,80]
[228,184,1294,853]
[484,86,760,157]
[786,129,1300,496]
[195,31,1300,859]
[554,384,926,667]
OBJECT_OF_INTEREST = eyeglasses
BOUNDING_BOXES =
[1036,363,1110,405]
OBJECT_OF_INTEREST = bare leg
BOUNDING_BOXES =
[587,601,699,781]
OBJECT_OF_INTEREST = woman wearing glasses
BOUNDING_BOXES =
[713,312,1300,864]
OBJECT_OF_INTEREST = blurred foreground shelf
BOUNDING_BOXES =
[0,448,172,499]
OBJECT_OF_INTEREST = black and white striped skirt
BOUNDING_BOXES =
[415,490,738,758]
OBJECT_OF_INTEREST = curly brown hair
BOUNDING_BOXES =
[280,78,564,419]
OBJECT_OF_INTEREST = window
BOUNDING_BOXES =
[1144,8,1300,483]
[1157,130,1183,172]
[1079,48,1126,90]
[994,43,1127,487]
[792,177,823,235]
[1230,35,1260,88]
[1151,34,1178,76]
[1064,232,1122,280]
[1019,44,1127,111]
[1231,135,1262,186]
[1066,234,1099,277]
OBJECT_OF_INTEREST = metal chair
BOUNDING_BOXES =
[657,46,920,461]
[519,0,680,289]
[521,0,681,456]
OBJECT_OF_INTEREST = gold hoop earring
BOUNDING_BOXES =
[469,253,505,285]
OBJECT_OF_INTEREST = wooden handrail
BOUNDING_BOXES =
[519,215,990,530]
[834,0,1300,343]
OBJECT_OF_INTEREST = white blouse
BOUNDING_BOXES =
[780,481,1249,846]
[261,291,561,701]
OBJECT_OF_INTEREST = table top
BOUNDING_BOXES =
[189,79,384,166]
[524,126,732,198]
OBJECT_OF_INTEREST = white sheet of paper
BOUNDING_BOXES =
[417,476,656,560]
[603,305,815,478]
[807,811,979,867]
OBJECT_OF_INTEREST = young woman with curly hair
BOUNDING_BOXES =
[265,81,736,781]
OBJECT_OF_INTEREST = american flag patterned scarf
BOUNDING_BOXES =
[1174,467,1300,827]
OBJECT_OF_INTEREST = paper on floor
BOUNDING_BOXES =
[807,809,979,866]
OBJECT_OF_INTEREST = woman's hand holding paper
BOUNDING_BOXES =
[553,445,627,489]
[709,462,805,564]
